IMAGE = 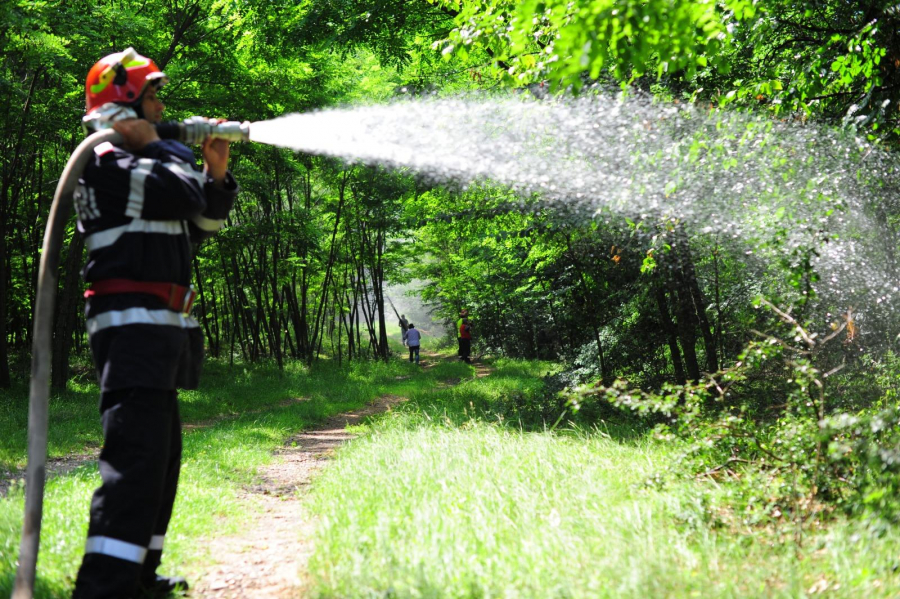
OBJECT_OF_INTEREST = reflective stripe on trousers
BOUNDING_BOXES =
[73,388,182,599]
[83,533,165,564]
[84,536,147,564]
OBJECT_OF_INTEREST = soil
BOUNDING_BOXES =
[190,392,410,598]
[0,452,100,498]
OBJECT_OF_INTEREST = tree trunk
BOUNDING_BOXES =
[655,284,687,385]
[308,177,345,363]
[0,68,41,388]
[670,269,701,383]
[51,231,84,390]
[374,230,389,360]
[593,325,608,385]
[193,255,218,358]
[674,232,718,373]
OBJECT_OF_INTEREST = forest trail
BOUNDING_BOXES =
[191,352,490,598]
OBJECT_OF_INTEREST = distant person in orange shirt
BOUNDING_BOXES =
[456,309,469,360]
[459,317,473,363]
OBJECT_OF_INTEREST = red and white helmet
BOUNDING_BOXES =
[84,47,168,114]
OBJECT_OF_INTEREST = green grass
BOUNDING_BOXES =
[6,352,900,597]
[304,358,900,598]
[0,348,474,598]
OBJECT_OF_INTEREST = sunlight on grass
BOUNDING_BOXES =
[304,365,900,599]
[5,354,899,597]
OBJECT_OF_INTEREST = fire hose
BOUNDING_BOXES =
[12,118,250,599]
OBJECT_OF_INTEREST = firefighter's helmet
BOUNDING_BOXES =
[85,47,168,114]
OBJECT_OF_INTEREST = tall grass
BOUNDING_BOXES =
[304,359,900,598]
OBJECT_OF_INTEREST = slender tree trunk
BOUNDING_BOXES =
[51,231,85,389]
[655,284,687,385]
[222,251,250,361]
[357,267,379,355]
[309,177,346,363]
[208,273,222,357]
[670,270,701,383]
[299,268,310,355]
[713,236,724,367]
[0,68,41,388]
[564,233,606,379]
[674,232,718,373]
[374,231,389,360]
[284,283,302,359]
[269,233,283,369]
[592,326,608,385]
[193,255,218,358]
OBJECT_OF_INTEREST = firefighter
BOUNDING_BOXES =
[71,48,238,599]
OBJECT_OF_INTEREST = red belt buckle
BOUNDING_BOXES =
[167,285,181,311]
[182,287,197,315]
[166,284,196,315]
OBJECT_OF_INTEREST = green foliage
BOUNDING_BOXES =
[710,2,899,137]
[431,0,900,141]
[562,300,900,532]
[822,406,900,520]
[434,0,754,88]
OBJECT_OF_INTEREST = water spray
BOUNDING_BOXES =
[12,116,252,599]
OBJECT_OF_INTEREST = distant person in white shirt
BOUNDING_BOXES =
[405,323,422,364]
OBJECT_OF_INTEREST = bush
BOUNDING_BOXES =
[561,301,900,532]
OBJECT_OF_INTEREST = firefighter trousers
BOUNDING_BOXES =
[72,388,182,599]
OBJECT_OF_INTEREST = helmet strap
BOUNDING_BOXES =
[132,99,145,119]
[132,77,166,120]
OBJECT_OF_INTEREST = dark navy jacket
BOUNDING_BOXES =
[74,138,238,391]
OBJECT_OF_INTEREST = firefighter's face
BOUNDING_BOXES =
[141,86,165,123]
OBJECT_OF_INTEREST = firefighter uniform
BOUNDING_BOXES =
[71,136,237,598]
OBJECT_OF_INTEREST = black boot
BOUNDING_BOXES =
[138,574,189,597]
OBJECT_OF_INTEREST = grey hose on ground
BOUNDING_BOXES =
[12,128,122,599]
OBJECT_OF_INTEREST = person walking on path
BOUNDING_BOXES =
[456,309,469,359]
[399,313,409,346]
[71,48,238,599]
[459,317,473,363]
[406,323,422,364]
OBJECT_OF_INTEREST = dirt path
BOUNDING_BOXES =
[192,354,492,598]
[190,392,409,598]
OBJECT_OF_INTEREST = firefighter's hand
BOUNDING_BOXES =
[113,119,160,151]
[202,121,230,184]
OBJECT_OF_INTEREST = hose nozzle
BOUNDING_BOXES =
[158,116,251,145]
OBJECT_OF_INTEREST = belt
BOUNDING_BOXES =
[85,279,197,314]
